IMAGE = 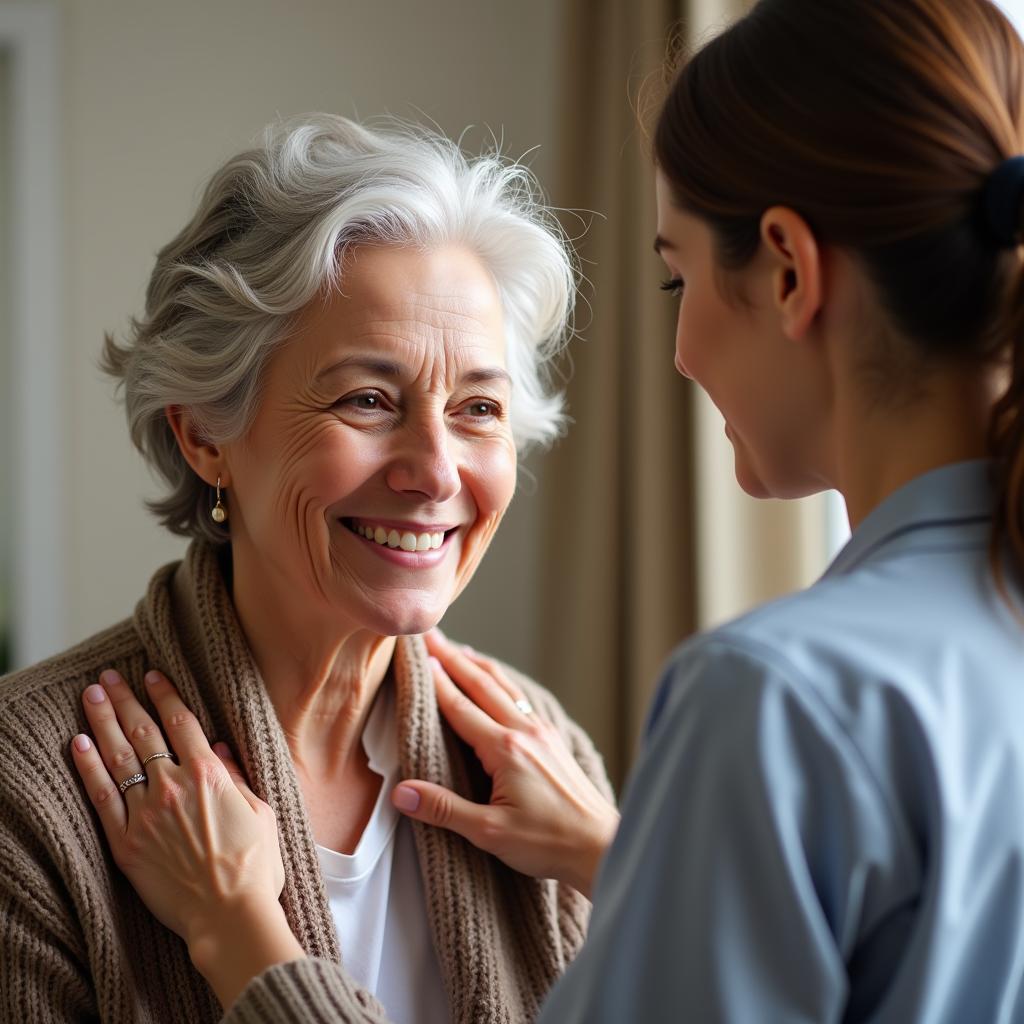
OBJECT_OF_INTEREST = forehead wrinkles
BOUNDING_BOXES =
[348,292,506,376]
[352,327,505,387]
[354,283,502,330]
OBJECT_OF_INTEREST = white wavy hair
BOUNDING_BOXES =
[103,113,576,543]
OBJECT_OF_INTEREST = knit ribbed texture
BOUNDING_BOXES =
[0,543,612,1022]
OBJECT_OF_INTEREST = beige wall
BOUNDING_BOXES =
[0,48,10,669]
[43,0,564,675]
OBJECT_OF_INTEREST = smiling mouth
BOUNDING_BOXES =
[341,518,457,552]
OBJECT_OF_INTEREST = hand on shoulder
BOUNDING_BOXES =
[70,668,303,1009]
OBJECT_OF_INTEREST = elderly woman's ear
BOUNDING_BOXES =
[165,404,229,488]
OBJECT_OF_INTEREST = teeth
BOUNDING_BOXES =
[352,520,447,551]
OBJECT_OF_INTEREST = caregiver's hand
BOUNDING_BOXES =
[392,632,619,899]
[69,669,304,1010]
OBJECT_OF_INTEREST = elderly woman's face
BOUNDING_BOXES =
[222,244,516,636]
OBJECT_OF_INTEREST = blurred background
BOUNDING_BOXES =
[4,0,1019,785]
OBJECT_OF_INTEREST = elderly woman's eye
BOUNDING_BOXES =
[660,277,685,298]
[464,400,501,418]
[340,392,385,411]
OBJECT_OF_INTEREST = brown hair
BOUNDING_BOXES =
[655,0,1024,583]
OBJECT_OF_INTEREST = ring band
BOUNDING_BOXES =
[514,699,535,716]
[118,772,147,795]
[142,751,175,767]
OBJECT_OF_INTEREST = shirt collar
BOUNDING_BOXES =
[362,673,399,778]
[824,459,995,577]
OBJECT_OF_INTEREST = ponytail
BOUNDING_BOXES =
[986,157,1024,593]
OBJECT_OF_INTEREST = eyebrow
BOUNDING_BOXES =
[316,355,512,388]
[653,234,676,254]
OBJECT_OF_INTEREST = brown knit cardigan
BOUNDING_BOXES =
[0,543,613,1023]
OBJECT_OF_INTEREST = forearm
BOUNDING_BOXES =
[188,897,306,1011]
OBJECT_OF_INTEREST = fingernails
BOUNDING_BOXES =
[85,685,106,704]
[144,671,162,687]
[73,734,91,752]
[462,644,475,655]
[393,786,420,812]
[100,669,122,687]
[428,656,442,672]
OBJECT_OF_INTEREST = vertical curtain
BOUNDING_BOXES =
[540,0,829,789]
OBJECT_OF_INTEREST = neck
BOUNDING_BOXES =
[833,361,1001,529]
[226,543,397,777]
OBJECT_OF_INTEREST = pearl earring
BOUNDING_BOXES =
[211,476,228,524]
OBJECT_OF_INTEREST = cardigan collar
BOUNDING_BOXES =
[131,541,542,1022]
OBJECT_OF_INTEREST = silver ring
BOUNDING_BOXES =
[514,698,535,716]
[118,772,147,795]
[142,751,175,767]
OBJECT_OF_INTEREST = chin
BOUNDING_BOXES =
[733,447,825,501]
[353,595,448,639]
[732,447,775,499]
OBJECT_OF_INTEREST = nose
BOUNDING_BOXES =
[385,422,461,502]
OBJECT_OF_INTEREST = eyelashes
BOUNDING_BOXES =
[334,391,504,423]
[660,277,685,298]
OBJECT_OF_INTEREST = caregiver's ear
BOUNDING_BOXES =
[165,405,229,486]
[759,205,823,342]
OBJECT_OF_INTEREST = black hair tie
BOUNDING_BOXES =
[983,155,1024,248]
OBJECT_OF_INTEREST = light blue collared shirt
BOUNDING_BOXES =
[540,460,1024,1023]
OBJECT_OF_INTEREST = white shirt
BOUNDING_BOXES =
[315,679,450,1023]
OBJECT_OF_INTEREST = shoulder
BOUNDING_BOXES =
[649,556,991,747]
[0,617,145,780]
[639,582,957,862]
[646,627,836,756]
[0,620,145,906]
[627,629,919,882]
[0,616,142,714]
[646,598,910,787]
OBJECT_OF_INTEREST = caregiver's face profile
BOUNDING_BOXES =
[206,242,517,637]
[654,168,826,501]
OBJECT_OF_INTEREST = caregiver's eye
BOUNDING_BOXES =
[660,277,685,298]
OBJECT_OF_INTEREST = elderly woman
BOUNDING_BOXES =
[0,115,616,1023]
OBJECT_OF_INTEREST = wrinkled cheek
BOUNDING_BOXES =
[456,511,503,584]
[249,464,336,577]
[453,447,516,591]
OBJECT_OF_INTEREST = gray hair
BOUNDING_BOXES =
[103,114,576,544]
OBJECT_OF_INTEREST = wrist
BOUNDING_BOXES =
[567,809,619,900]
[188,896,305,1009]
